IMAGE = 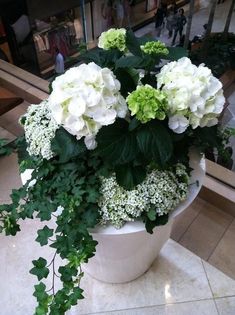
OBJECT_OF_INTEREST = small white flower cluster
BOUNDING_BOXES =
[21,101,58,159]
[99,164,189,228]
[48,62,127,150]
[156,57,225,134]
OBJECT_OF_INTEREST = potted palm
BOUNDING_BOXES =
[0,28,228,314]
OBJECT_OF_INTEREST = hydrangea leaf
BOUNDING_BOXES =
[96,119,139,165]
[136,121,173,166]
[51,128,86,163]
[115,56,144,69]
[115,164,146,190]
[164,47,188,61]
[126,30,142,56]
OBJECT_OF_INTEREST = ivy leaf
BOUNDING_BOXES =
[36,226,54,246]
[51,128,86,163]
[115,164,146,190]
[58,266,77,282]
[82,206,100,227]
[136,121,173,166]
[145,213,169,234]
[70,287,84,305]
[30,258,49,281]
[96,119,139,165]
[33,282,48,301]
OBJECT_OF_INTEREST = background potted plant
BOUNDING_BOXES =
[0,28,231,314]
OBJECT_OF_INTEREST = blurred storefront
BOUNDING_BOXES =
[0,0,186,78]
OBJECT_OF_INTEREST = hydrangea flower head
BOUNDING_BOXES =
[156,57,225,133]
[141,41,169,55]
[48,62,127,149]
[98,28,127,51]
[126,85,167,123]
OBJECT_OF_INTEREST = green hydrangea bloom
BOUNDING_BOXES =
[141,41,169,55]
[126,85,167,123]
[98,28,127,51]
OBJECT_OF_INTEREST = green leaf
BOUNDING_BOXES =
[51,128,86,163]
[33,283,48,302]
[126,30,142,56]
[36,226,54,246]
[147,208,156,221]
[114,68,137,97]
[115,164,146,190]
[129,117,141,131]
[70,287,84,305]
[30,258,49,281]
[164,47,188,61]
[115,55,143,69]
[145,213,169,234]
[96,119,139,165]
[58,266,77,282]
[136,121,173,166]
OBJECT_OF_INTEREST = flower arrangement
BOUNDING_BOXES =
[0,28,231,314]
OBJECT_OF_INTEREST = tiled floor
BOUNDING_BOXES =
[0,2,235,314]
[171,198,235,280]
[1,224,235,315]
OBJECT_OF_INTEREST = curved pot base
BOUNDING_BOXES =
[83,220,173,284]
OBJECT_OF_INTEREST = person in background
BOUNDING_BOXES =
[171,8,187,46]
[55,47,64,75]
[166,6,177,38]
[101,0,113,29]
[113,0,124,27]
[154,2,166,38]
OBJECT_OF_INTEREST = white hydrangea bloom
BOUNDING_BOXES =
[49,62,128,150]
[21,101,58,160]
[168,114,189,134]
[99,164,189,228]
[156,57,225,133]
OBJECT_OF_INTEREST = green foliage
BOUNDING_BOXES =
[30,257,49,281]
[36,226,54,246]
[51,128,86,163]
[0,139,13,157]
[190,33,235,77]
[0,27,231,315]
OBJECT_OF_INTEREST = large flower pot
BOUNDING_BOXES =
[83,150,205,283]
[21,150,205,284]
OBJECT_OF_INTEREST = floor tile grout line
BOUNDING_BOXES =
[176,204,202,243]
[82,297,221,315]
[206,218,235,262]
[201,259,220,315]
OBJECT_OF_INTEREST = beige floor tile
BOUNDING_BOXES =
[171,197,205,242]
[178,204,233,261]
[208,220,235,280]
[203,261,235,298]
[0,153,22,200]
[1,233,213,315]
[0,126,16,142]
[215,297,235,315]
[94,300,218,315]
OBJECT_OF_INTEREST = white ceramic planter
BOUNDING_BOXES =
[83,150,205,283]
[21,150,205,284]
